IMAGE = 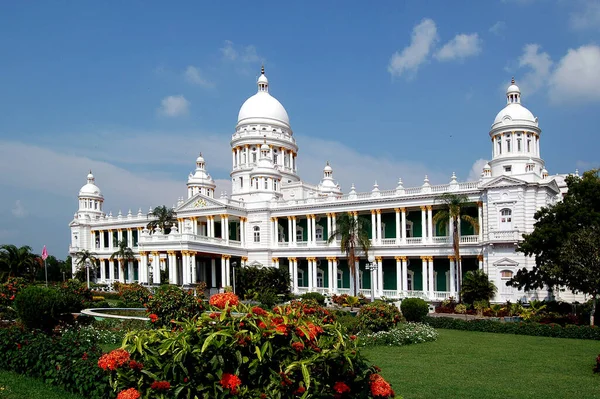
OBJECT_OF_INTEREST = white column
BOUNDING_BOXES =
[395,209,401,245]
[311,216,317,245]
[153,252,161,285]
[128,261,133,283]
[224,215,229,244]
[331,213,337,244]
[292,216,297,245]
[220,216,225,240]
[307,258,314,290]
[210,217,215,238]
[240,218,246,246]
[220,256,226,288]
[272,218,278,246]
[288,258,296,292]
[376,210,382,244]
[428,257,434,297]
[327,214,332,243]
[232,149,236,168]
[108,230,114,250]
[99,230,105,249]
[421,257,428,295]
[395,257,402,296]
[117,229,123,245]
[127,229,133,247]
[332,258,338,292]
[376,257,383,296]
[225,257,231,287]
[327,257,333,293]
[355,260,361,293]
[206,217,212,238]
[191,252,197,284]
[181,252,189,286]
[402,257,408,292]
[138,255,146,284]
[420,207,427,243]
[293,259,298,292]
[100,259,106,282]
[109,259,115,282]
[167,252,175,284]
[371,211,376,243]
[313,258,318,290]
[427,206,433,244]
[401,208,407,245]
[306,216,312,245]
[478,202,483,242]
[449,257,456,297]
[478,255,484,270]
[211,258,217,288]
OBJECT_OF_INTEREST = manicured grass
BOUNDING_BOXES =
[363,329,600,399]
[0,370,84,399]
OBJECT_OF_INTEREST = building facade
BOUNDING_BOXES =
[69,71,577,303]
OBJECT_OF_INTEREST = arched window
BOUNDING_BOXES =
[337,270,344,289]
[315,226,323,240]
[296,227,304,242]
[499,208,512,230]
[253,226,260,243]
[317,268,324,288]
[297,269,305,287]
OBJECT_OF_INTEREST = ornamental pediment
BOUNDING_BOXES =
[481,176,527,188]
[176,193,226,212]
[492,257,520,267]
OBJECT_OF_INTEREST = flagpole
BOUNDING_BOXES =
[45,258,48,287]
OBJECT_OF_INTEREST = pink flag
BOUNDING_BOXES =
[41,245,48,260]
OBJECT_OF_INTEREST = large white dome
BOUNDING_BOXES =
[79,183,102,197]
[493,103,536,126]
[237,68,290,128]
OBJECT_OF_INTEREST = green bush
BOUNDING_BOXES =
[335,311,360,335]
[358,322,438,347]
[401,298,429,322]
[302,292,326,306]
[425,316,600,340]
[145,284,205,327]
[235,265,291,300]
[460,270,497,305]
[101,295,396,398]
[0,326,111,399]
[113,282,150,306]
[357,301,402,333]
[14,286,61,331]
[257,289,279,308]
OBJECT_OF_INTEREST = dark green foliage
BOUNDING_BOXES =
[235,265,291,300]
[301,291,326,305]
[14,286,61,331]
[334,310,360,334]
[425,316,600,340]
[112,282,150,306]
[401,298,429,323]
[460,270,497,305]
[357,301,402,332]
[257,289,279,308]
[147,205,176,234]
[0,244,40,282]
[0,326,112,399]
[145,284,205,327]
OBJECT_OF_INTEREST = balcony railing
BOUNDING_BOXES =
[489,230,521,242]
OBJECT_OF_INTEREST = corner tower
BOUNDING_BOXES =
[77,170,104,220]
[187,153,216,198]
[230,67,300,201]
[487,78,545,181]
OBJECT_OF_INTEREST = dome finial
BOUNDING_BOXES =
[261,64,265,75]
[511,76,515,85]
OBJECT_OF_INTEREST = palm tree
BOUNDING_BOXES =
[110,240,135,283]
[432,193,479,302]
[460,269,497,305]
[147,205,177,234]
[328,212,371,297]
[0,244,39,281]
[75,249,99,282]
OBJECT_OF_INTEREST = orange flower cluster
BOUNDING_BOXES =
[148,313,158,323]
[98,349,130,371]
[129,360,144,371]
[209,292,240,309]
[220,373,242,394]
[150,380,171,390]
[252,306,268,316]
[291,341,304,352]
[333,381,351,394]
[370,374,394,398]
[296,322,323,341]
[116,388,141,399]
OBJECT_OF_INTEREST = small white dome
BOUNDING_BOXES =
[79,171,103,198]
[323,163,333,172]
[196,153,205,163]
[257,74,268,85]
[237,67,290,128]
[493,104,536,126]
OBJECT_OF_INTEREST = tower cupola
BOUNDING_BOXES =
[77,170,104,219]
[187,152,216,198]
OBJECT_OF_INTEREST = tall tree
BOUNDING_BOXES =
[432,193,479,301]
[0,244,39,281]
[508,169,600,320]
[110,240,135,283]
[147,205,176,234]
[460,269,497,305]
[75,249,99,282]
[328,212,371,297]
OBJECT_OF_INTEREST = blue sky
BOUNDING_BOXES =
[0,0,599,258]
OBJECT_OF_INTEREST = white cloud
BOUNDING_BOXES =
[467,159,488,182]
[548,44,600,103]
[517,44,553,95]
[435,33,482,62]
[388,18,438,78]
[11,200,27,218]
[184,66,213,88]
[489,21,506,36]
[220,40,263,63]
[158,95,190,117]
[569,0,600,31]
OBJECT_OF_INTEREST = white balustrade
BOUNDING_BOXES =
[459,235,478,243]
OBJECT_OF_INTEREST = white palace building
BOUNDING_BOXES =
[69,69,577,303]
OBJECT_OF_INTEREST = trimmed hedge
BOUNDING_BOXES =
[425,316,600,340]
[401,298,429,323]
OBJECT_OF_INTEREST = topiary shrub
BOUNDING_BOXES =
[13,286,61,331]
[400,298,429,323]
[302,292,326,306]
[145,284,205,327]
[101,294,397,398]
[357,301,402,333]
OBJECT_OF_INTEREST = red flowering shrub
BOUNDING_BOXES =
[116,387,141,399]
[98,348,131,371]
[145,284,205,327]
[113,282,150,306]
[209,292,240,309]
[0,277,28,319]
[357,301,402,333]
[103,301,398,398]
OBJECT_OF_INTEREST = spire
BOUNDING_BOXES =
[511,76,515,85]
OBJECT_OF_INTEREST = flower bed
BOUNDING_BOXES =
[101,293,398,398]
[425,316,600,340]
[358,322,438,347]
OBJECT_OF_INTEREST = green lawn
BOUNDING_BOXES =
[0,371,84,399]
[363,329,600,399]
